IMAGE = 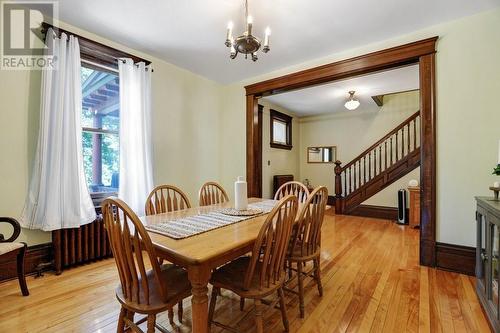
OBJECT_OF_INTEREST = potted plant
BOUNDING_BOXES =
[494,164,500,177]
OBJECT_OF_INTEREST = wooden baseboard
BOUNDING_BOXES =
[0,242,53,282]
[435,242,475,276]
[347,204,407,221]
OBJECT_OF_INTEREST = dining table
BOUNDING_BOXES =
[141,197,280,333]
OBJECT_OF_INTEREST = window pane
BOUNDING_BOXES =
[81,64,120,193]
[82,131,120,193]
[273,120,287,144]
[81,66,119,131]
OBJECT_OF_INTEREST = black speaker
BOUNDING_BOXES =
[397,189,408,224]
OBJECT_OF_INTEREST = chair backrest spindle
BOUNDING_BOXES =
[103,197,168,305]
[290,186,328,258]
[145,185,191,215]
[243,195,298,290]
[274,181,309,203]
[198,182,229,206]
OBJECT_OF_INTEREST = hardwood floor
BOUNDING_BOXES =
[0,212,491,332]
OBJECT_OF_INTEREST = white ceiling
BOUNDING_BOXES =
[53,0,499,83]
[262,65,419,117]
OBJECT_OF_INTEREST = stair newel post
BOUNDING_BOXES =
[334,160,344,214]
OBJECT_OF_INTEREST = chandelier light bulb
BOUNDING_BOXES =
[247,15,253,24]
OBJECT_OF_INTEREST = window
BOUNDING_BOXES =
[81,63,120,194]
[270,109,292,150]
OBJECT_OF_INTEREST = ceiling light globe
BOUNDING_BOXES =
[344,100,360,110]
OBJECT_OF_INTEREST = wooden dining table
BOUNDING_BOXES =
[141,198,277,333]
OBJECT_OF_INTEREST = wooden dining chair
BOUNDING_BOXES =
[145,184,191,216]
[208,195,299,333]
[102,197,191,332]
[285,186,328,318]
[198,181,229,206]
[0,217,29,296]
[274,181,310,203]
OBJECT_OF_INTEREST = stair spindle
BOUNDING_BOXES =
[401,127,405,157]
[349,166,352,193]
[407,123,410,155]
[413,118,417,151]
[363,156,366,183]
[379,145,382,172]
[390,137,393,165]
[374,148,377,176]
[353,163,357,190]
[395,132,399,161]
[368,152,372,180]
[358,161,361,188]
[384,141,387,170]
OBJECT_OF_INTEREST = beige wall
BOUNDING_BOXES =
[260,100,300,199]
[298,90,420,207]
[219,8,500,247]
[0,21,223,245]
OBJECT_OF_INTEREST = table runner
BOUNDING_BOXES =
[145,200,278,239]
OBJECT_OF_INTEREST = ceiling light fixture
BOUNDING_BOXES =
[225,0,270,61]
[344,91,360,110]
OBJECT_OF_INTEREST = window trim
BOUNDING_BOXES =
[270,109,293,150]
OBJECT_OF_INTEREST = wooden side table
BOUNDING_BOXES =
[408,186,420,228]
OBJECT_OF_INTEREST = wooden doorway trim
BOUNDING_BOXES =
[245,37,438,266]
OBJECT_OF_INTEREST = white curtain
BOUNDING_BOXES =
[21,29,96,231]
[118,59,154,215]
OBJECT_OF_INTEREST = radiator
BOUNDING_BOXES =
[52,214,113,274]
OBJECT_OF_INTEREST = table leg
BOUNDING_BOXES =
[188,265,211,333]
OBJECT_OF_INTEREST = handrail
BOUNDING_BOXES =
[340,110,420,171]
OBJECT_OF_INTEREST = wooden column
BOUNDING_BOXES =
[419,52,437,267]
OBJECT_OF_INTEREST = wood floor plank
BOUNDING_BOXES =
[0,212,491,333]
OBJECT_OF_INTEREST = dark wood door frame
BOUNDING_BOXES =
[245,37,438,267]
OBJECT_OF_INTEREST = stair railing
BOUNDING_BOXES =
[334,111,421,214]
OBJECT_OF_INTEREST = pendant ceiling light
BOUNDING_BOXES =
[344,91,360,110]
[225,0,270,61]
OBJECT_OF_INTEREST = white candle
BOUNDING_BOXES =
[226,22,233,41]
[498,139,500,164]
[264,27,271,47]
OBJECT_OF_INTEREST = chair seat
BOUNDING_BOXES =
[211,257,285,298]
[116,263,191,313]
[0,242,24,255]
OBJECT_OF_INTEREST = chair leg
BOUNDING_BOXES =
[117,307,126,333]
[168,308,174,325]
[178,300,183,323]
[297,261,305,318]
[240,297,245,311]
[254,299,264,333]
[16,244,29,296]
[147,314,155,333]
[208,287,219,330]
[314,257,323,297]
[278,288,289,332]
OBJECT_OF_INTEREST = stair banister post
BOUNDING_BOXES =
[334,160,344,214]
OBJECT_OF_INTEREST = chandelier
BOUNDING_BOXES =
[225,0,270,61]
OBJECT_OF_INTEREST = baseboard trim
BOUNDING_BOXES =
[0,242,53,282]
[348,204,403,221]
[435,242,475,276]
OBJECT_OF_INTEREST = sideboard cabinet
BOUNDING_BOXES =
[476,197,500,332]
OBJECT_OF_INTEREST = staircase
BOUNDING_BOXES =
[334,111,421,215]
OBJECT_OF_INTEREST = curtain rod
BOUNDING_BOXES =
[41,22,152,67]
